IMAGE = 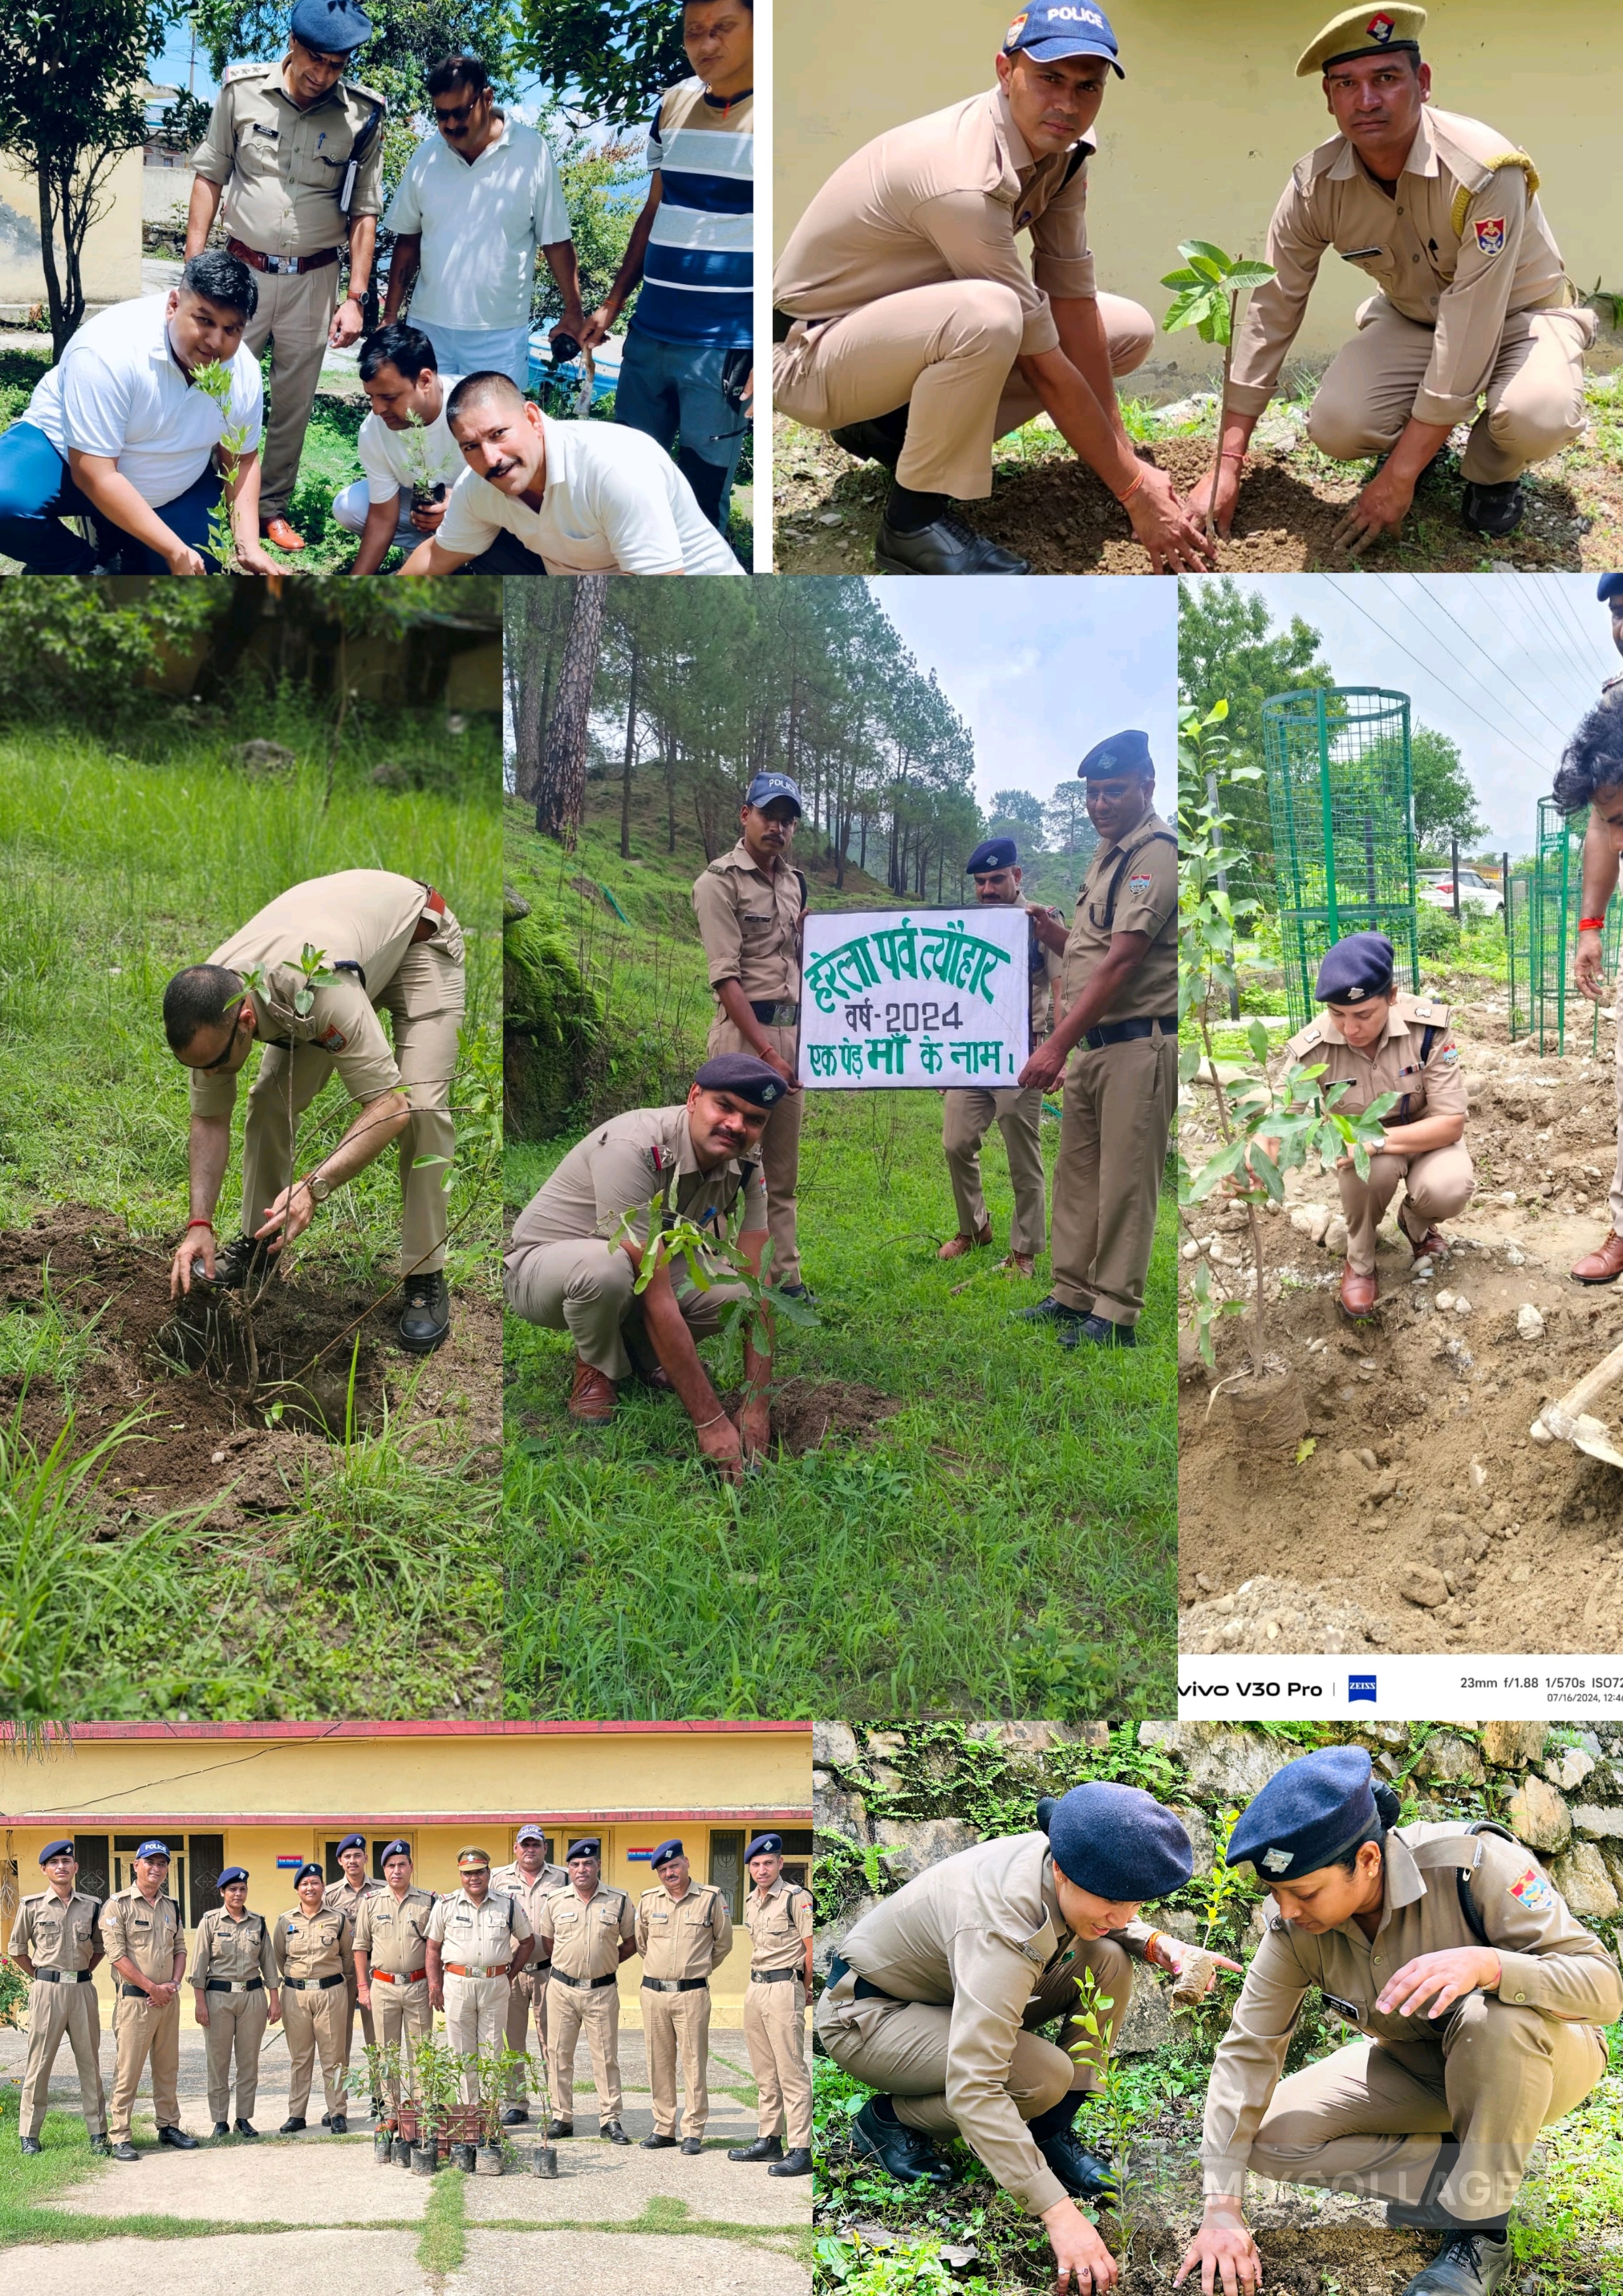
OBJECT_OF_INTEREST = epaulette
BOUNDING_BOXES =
[1286,1020,1325,1059]
[223,61,272,84]
[1408,997,1450,1026]
[1451,151,1538,240]
[342,78,387,110]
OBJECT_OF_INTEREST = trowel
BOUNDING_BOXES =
[1539,1333,1623,1469]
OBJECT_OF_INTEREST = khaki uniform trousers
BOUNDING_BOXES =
[1050,1028,1176,1326]
[1245,1996,1607,2225]
[644,1984,713,2139]
[504,1966,548,2102]
[20,1975,105,2139]
[1336,1142,1476,1278]
[942,1084,1046,1256]
[504,1236,749,1385]
[1306,296,1597,486]
[240,937,466,1276]
[372,1976,433,2106]
[202,1987,269,2123]
[548,1979,622,2123]
[816,1937,1130,2147]
[742,1976,812,2148]
[283,1983,348,2119]
[444,1972,510,2104]
[240,260,342,522]
[774,286,1153,501]
[109,1992,181,2142]
[340,1974,378,2081]
[707,1014,802,1284]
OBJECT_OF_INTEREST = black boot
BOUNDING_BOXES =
[726,2134,783,2162]
[111,2141,140,2161]
[235,2119,258,2138]
[1033,2125,1118,2200]
[398,1270,452,1352]
[849,2098,955,2186]
[1016,1295,1085,1329]
[1059,1312,1135,1350]
[546,2119,573,2138]
[601,2119,630,2144]
[330,2113,348,2134]
[769,2146,813,2178]
[157,2125,197,2149]
[874,509,1029,577]
[1399,2233,1512,2295]
[211,2121,230,2138]
[280,2117,307,2134]
[211,1233,274,1291]
[681,2136,704,2155]
[1459,478,1524,537]
[643,2132,679,2149]
[88,2135,111,2157]
[20,2136,42,2155]
[501,2107,529,2126]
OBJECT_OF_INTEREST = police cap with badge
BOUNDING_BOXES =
[1003,1,1125,75]
[39,1838,77,1866]
[694,1053,789,1109]
[1315,931,1397,1005]
[651,1840,685,1870]
[967,837,1020,874]
[1041,1783,1193,1899]
[1079,728,1153,780]
[746,1833,783,1861]
[289,0,372,54]
[1296,4,1426,78]
[217,1867,251,1889]
[1226,1745,1387,1880]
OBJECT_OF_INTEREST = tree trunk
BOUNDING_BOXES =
[534,575,607,846]
[618,629,641,860]
[511,585,558,804]
[37,158,74,361]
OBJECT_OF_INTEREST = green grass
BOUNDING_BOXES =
[418,2162,467,2272]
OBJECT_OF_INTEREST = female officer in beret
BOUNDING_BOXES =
[818,1782,1237,2295]
[1177,1746,1622,2296]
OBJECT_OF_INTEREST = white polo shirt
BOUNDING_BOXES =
[437,414,743,576]
[358,376,466,503]
[385,118,571,331]
[26,295,263,508]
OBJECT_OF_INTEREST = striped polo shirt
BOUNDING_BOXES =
[631,78,752,350]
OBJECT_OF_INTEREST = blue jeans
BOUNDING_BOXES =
[0,421,224,573]
[417,320,532,390]
[614,331,748,531]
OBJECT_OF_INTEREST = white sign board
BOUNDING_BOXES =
[797,908,1031,1090]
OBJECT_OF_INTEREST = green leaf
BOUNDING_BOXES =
[1158,266,1201,289]
[1294,1437,1317,1465]
[1224,261,1277,289]
[1246,1018,1272,1066]
[1179,238,1234,270]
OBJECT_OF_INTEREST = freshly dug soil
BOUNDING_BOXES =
[1106,2222,1433,2295]
[722,1376,902,1456]
[1181,986,1623,1653]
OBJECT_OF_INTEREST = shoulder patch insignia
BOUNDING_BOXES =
[1440,1044,1459,1063]
[1510,1865,1554,1912]
[1127,872,1153,897]
[1472,217,1507,256]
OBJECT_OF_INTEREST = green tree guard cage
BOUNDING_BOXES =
[1510,799,1622,1054]
[1262,687,1419,1029]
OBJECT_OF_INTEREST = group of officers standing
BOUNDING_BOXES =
[8,1829,812,2174]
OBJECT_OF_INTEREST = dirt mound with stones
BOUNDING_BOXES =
[1181,984,1623,1654]
[1105,2223,1433,2296]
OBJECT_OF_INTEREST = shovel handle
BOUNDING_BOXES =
[1547,1333,1623,1432]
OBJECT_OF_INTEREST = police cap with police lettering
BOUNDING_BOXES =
[744,773,804,814]
[1003,2,1124,76]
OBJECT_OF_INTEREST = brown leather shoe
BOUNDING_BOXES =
[261,516,306,552]
[938,1221,993,1261]
[1405,1224,1448,1263]
[1573,1230,1623,1283]
[635,1363,675,1393]
[1340,1265,1378,1319]
[567,1357,617,1421]
[997,1253,1036,1278]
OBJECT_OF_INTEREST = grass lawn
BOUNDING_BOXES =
[503,787,1176,1719]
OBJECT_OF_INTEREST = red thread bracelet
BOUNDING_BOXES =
[186,1218,214,1231]
[1580,918,1606,932]
[1116,466,1145,507]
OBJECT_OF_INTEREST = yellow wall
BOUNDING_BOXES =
[776,0,1623,387]
[0,150,143,311]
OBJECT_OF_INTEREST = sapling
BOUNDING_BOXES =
[190,358,253,571]
[1159,242,1277,542]
[1067,1964,1145,2261]
[401,406,446,515]
[613,1202,818,1400]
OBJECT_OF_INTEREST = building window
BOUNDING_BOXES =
[73,1835,111,1903]
[708,1831,743,1922]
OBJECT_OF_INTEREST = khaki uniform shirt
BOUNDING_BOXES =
[491,1861,568,1966]
[353,1887,437,1977]
[9,1887,101,1972]
[692,840,805,1002]
[426,1887,533,1971]
[774,86,1094,358]
[272,1903,354,1982]
[830,1831,1156,2215]
[636,1881,734,1980]
[1285,991,1466,1129]
[743,1876,814,1977]
[191,869,460,1122]
[537,1884,636,1981]
[1060,809,1178,1024]
[507,1106,768,1261]
[99,1886,184,1984]
[192,62,386,258]
[1228,107,1570,425]
[188,1906,277,1987]
[325,1874,385,1924]
[1202,1822,1623,2191]
[1021,918,1065,1041]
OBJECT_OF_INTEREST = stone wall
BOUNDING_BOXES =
[813,1720,1623,2056]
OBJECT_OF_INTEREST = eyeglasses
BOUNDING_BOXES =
[433,98,479,126]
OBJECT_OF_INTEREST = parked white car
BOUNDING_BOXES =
[1417,868,1503,917]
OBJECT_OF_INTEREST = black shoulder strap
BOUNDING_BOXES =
[1420,1023,1438,1064]
[340,97,386,216]
[793,868,808,912]
[1454,1821,1520,1946]
[1060,141,1090,190]
[1101,830,1176,931]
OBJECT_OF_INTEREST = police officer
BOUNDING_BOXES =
[773,4,1213,577]
[535,1839,637,2142]
[1177,1746,1622,2296]
[1188,5,1596,551]
[101,1840,196,2161]
[353,1840,437,2116]
[1281,931,1471,1319]
[190,1867,279,2138]
[692,775,811,1299]
[817,1787,1222,2292]
[187,0,387,551]
[939,836,1065,1277]
[274,1861,355,2134]
[1567,671,1623,1283]
[425,1848,535,2104]
[1018,732,1177,1348]
[490,1824,567,2125]
[9,1840,107,2156]
[503,1054,783,1477]
[162,869,467,1353]
[636,1839,734,2153]
[727,1833,813,2178]
[325,1833,385,2111]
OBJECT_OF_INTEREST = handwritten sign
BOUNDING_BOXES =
[797,908,1030,1090]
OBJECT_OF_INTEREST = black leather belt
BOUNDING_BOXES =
[749,998,799,1026]
[118,1984,168,1999]
[205,1978,264,1994]
[1082,1014,1177,1051]
[284,1973,345,1991]
[827,1950,894,2002]
[550,1969,617,1990]
[752,1966,803,1986]
[35,1968,93,1983]
[642,1975,709,1993]
[772,307,795,343]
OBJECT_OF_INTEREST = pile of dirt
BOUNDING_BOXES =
[1106,2221,1435,2295]
[721,1376,902,1456]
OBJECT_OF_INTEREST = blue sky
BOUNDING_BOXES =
[870,577,1178,816]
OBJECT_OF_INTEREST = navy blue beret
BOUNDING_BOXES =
[746,1833,783,1859]
[294,1861,325,1884]
[967,837,1019,873]
[217,1867,250,1888]
[650,1839,685,1868]
[40,1838,75,1865]
[1597,575,1623,603]
[381,1839,412,1862]
[1226,1746,1378,1879]
[694,1053,788,1109]
[1315,932,1396,1005]
[1045,1783,1192,1901]
[336,1833,365,1854]
[135,1839,170,1862]
[567,1839,600,1861]
[745,772,803,814]
[290,0,371,55]
[1079,730,1152,780]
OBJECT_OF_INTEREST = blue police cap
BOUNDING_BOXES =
[381,1839,412,1862]
[694,1052,789,1109]
[336,1833,365,1854]
[135,1839,170,1862]
[567,1839,600,1861]
[515,1824,547,1845]
[1226,1746,1378,1879]
[290,0,372,54]
[1079,729,1152,780]
[651,1839,685,1868]
[294,1861,325,1884]
[1598,574,1623,604]
[217,1867,250,1888]
[1044,1783,1192,1901]
[1003,1,1124,75]
[967,837,1020,874]
[744,773,803,814]
[39,1838,76,1865]
[746,1833,783,1859]
[1315,931,1396,1005]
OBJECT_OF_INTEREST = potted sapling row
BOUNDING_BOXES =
[1159,242,1276,544]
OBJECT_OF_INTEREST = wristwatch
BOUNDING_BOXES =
[304,1172,332,1204]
